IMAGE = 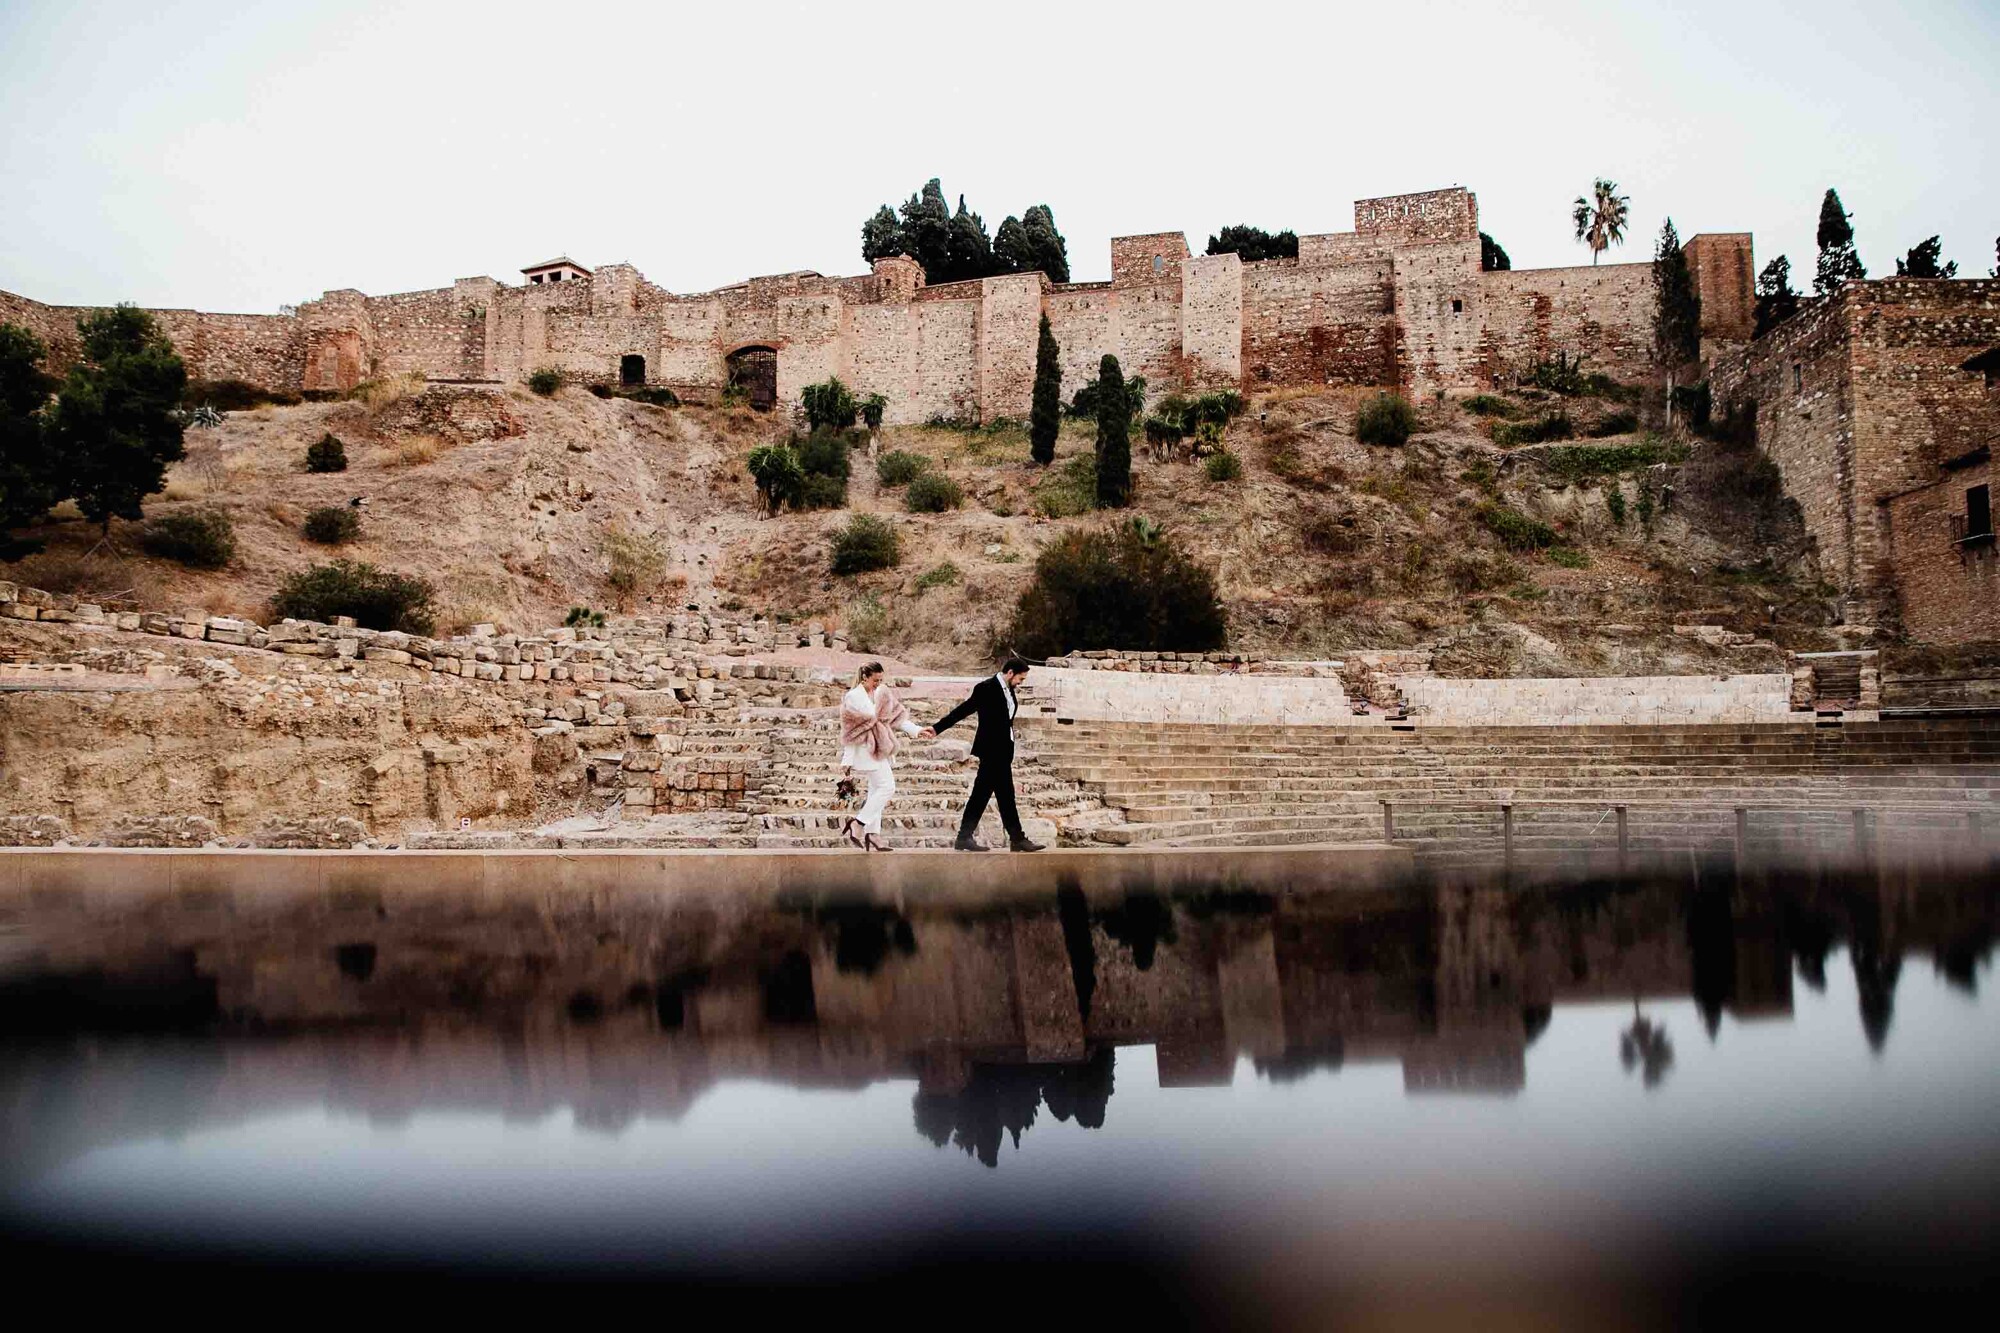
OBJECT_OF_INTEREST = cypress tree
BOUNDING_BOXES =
[1480,232,1511,271]
[1021,205,1070,284]
[1029,315,1061,465]
[1814,188,1866,296]
[1093,354,1131,508]
[1753,256,1800,337]
[1651,219,1702,368]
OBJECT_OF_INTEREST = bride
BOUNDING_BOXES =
[838,662,921,852]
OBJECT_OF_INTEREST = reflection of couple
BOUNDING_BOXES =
[839,657,1045,853]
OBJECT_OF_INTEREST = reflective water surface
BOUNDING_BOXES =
[3,857,1996,1325]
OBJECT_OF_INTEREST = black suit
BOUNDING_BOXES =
[933,674,1024,841]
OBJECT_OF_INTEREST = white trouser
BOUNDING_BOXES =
[855,764,896,835]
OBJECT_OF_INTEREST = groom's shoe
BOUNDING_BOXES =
[953,836,990,852]
[1009,836,1046,853]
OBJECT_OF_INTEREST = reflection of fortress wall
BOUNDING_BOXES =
[0,186,1752,417]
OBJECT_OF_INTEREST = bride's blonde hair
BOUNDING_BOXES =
[856,661,884,684]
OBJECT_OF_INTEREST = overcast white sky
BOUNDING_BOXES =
[2,0,1994,312]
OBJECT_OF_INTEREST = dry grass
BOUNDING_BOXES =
[6,547,166,609]
[354,372,427,416]
[390,434,444,467]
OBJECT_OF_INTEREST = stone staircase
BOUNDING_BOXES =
[1020,716,2000,857]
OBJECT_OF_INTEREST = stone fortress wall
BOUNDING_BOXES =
[0,186,1755,423]
[1710,278,2000,641]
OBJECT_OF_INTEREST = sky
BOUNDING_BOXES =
[1,0,1994,313]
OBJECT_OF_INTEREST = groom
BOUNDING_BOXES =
[922,657,1045,853]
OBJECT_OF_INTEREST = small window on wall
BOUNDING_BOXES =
[1792,364,1803,393]
[530,274,543,284]
[1451,299,1464,314]
[1968,484,1993,541]
[1152,255,1164,274]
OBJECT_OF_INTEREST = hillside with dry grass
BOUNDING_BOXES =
[6,372,1848,675]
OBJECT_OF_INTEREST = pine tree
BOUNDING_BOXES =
[47,305,187,534]
[1020,205,1069,283]
[1029,315,1061,466]
[1753,255,1800,337]
[1480,232,1511,272]
[1093,354,1131,508]
[1651,219,1702,368]
[1814,188,1866,296]
[0,323,59,555]
[1895,236,1957,279]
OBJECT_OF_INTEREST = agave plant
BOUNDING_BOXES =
[1572,179,1631,266]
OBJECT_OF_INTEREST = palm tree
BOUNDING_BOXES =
[1572,179,1631,265]
[1619,999,1674,1088]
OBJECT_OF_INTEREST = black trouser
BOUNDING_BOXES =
[958,750,1023,842]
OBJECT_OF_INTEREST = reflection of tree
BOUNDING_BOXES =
[1253,1041,1345,1083]
[1101,895,1176,971]
[1618,1001,1674,1088]
[912,1047,1116,1167]
[822,905,918,976]
[1056,883,1097,1021]
[1852,943,1902,1055]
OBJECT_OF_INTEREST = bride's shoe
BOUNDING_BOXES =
[865,833,894,852]
[842,818,866,849]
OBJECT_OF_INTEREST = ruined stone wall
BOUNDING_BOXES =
[978,273,1042,422]
[1181,253,1242,388]
[1,287,305,388]
[1240,257,1396,387]
[1886,454,2000,644]
[1044,285,1116,403]
[1685,233,1754,343]
[1710,295,1859,592]
[1475,262,1656,386]
[363,286,485,381]
[1394,238,1483,393]
[1356,187,1479,243]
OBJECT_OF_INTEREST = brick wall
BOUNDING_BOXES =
[1181,253,1242,387]
[1684,233,1754,343]
[1886,455,2000,643]
[978,272,1042,422]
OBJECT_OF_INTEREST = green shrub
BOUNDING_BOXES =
[527,367,562,396]
[1462,394,1518,418]
[140,507,235,568]
[800,472,848,509]
[860,393,887,431]
[1606,483,1628,527]
[1355,392,1417,447]
[1547,546,1591,568]
[1588,410,1639,437]
[1459,460,1498,492]
[876,450,930,486]
[1492,413,1576,447]
[844,594,890,651]
[1539,438,1683,484]
[1204,450,1243,482]
[1476,503,1559,551]
[303,505,360,545]
[914,561,961,592]
[800,378,858,432]
[795,430,851,482]
[1034,452,1098,518]
[747,444,805,514]
[565,605,607,629]
[304,433,348,473]
[1446,552,1519,594]
[1005,520,1227,659]
[905,472,963,513]
[1582,372,1641,403]
[271,559,436,632]
[1068,371,1146,421]
[1671,380,1712,432]
[830,513,900,574]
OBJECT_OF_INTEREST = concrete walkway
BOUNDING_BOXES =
[0,843,1410,903]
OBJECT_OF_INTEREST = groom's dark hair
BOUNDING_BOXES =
[1002,656,1030,675]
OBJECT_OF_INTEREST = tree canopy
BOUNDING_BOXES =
[48,306,188,533]
[1480,232,1511,272]
[1814,188,1866,296]
[1029,314,1061,466]
[1093,355,1131,509]
[1895,236,1957,280]
[1204,225,1298,263]
[0,324,59,556]
[1753,255,1800,337]
[861,180,1069,284]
